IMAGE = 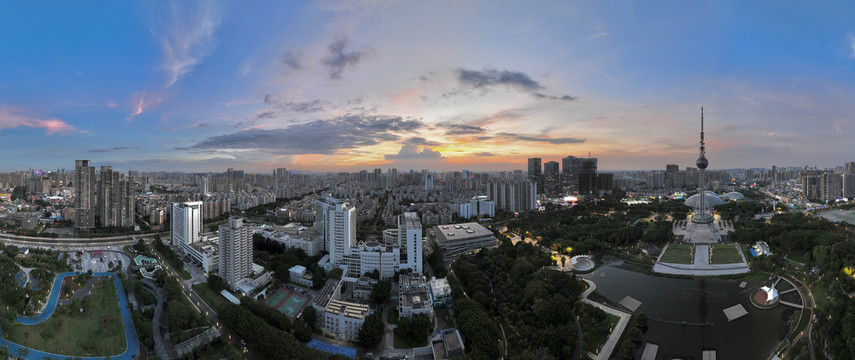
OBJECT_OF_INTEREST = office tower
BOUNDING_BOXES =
[97,166,135,227]
[219,217,252,290]
[172,201,202,249]
[527,158,542,193]
[561,156,581,193]
[597,173,614,191]
[397,212,423,274]
[74,160,96,230]
[543,161,560,196]
[315,197,338,253]
[328,202,357,265]
[802,175,821,200]
[512,170,523,181]
[846,162,855,174]
[666,164,679,173]
[579,157,598,196]
[843,174,855,198]
[664,164,680,188]
[425,172,434,191]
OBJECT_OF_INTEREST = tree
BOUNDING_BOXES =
[636,312,648,329]
[302,305,317,329]
[358,314,385,348]
[370,280,392,304]
[627,327,643,343]
[0,346,8,360]
[619,340,636,359]
[327,268,343,280]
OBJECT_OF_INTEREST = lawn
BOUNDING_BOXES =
[179,268,192,280]
[811,283,829,309]
[4,277,127,357]
[435,307,455,330]
[786,252,807,264]
[193,283,228,313]
[659,244,693,264]
[710,244,744,264]
[742,272,768,282]
[580,310,620,354]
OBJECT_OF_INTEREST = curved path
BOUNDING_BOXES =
[0,272,139,360]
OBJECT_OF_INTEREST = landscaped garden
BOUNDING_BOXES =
[3,276,126,357]
[710,244,744,264]
[659,244,693,264]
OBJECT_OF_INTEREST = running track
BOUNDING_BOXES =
[0,272,140,360]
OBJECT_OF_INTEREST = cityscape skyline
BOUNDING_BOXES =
[2,1,855,172]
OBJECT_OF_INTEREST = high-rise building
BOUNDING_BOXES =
[821,173,843,202]
[527,158,542,193]
[397,212,423,274]
[579,158,598,196]
[74,160,96,230]
[275,167,288,179]
[845,162,855,174]
[328,202,357,265]
[487,180,537,213]
[97,166,135,227]
[199,177,208,198]
[561,156,581,193]
[425,172,434,191]
[219,217,252,291]
[843,173,855,199]
[172,201,202,249]
[666,164,680,173]
[543,161,560,196]
[315,197,338,253]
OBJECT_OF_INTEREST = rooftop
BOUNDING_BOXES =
[326,299,370,320]
[433,222,494,243]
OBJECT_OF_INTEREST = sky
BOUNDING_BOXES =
[2,1,855,173]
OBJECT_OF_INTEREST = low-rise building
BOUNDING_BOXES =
[429,277,452,308]
[288,265,313,288]
[399,272,433,319]
[429,222,497,262]
[323,299,370,342]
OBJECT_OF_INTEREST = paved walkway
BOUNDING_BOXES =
[0,272,139,360]
[580,279,631,360]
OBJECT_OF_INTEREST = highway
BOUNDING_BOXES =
[0,231,168,249]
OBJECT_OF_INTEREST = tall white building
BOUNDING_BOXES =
[328,202,357,265]
[397,212,424,274]
[315,197,338,253]
[219,217,252,291]
[172,201,202,248]
[425,172,434,191]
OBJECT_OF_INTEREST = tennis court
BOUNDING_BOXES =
[280,293,310,318]
[15,271,28,287]
[307,339,357,359]
[265,289,288,307]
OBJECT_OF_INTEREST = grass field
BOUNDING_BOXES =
[393,332,428,348]
[742,272,768,282]
[660,244,693,264]
[711,244,744,264]
[4,278,126,357]
[811,283,829,309]
[583,311,621,354]
[192,283,228,313]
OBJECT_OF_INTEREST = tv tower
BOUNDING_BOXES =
[692,108,712,224]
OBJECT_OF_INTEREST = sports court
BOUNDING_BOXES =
[264,287,312,318]
[15,271,28,287]
[307,339,357,359]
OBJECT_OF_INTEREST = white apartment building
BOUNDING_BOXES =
[219,217,252,292]
[172,201,202,248]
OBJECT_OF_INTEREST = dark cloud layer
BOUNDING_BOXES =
[264,95,326,113]
[323,36,370,79]
[188,115,424,154]
[456,68,576,101]
[89,146,138,153]
[498,132,585,144]
[437,122,486,135]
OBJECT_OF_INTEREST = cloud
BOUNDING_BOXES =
[162,122,210,131]
[127,91,164,122]
[497,132,586,144]
[385,144,444,161]
[187,115,425,154]
[403,137,441,146]
[456,68,576,101]
[237,58,254,76]
[588,26,608,40]
[263,95,327,113]
[474,152,495,157]
[89,146,139,153]
[281,51,302,70]
[149,0,222,87]
[850,34,855,59]
[436,122,485,135]
[322,36,371,79]
[0,106,77,134]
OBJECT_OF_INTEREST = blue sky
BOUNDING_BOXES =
[1,1,854,172]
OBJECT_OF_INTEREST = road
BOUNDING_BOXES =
[0,231,168,250]
[142,278,179,360]
[149,240,259,360]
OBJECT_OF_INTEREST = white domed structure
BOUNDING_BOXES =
[721,192,745,201]
[570,255,595,272]
[685,191,723,210]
